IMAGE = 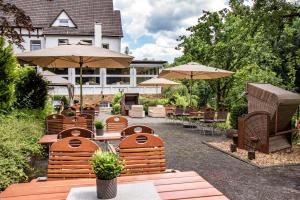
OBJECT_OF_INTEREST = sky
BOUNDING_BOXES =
[113,0,230,63]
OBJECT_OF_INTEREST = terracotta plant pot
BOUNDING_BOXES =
[96,178,117,199]
[96,129,104,136]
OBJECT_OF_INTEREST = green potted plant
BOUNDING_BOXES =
[91,151,124,199]
[95,120,105,136]
[67,111,75,117]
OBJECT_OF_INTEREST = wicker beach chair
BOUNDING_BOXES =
[238,83,300,153]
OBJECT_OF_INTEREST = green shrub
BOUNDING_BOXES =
[0,109,45,191]
[111,92,123,114]
[230,104,248,129]
[91,151,124,180]
[95,120,104,129]
[112,104,121,115]
[0,37,18,110]
[66,111,75,117]
[139,97,168,113]
[15,67,48,109]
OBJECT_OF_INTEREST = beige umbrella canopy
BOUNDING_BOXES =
[138,77,179,87]
[159,62,234,105]
[138,77,179,94]
[159,62,234,80]
[17,44,134,110]
[17,44,133,68]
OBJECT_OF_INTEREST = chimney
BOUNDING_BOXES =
[94,22,102,47]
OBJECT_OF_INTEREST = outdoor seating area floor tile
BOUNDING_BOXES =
[147,122,300,200]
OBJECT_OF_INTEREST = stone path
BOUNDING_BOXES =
[98,114,300,200]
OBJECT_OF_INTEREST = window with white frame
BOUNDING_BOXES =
[136,66,160,84]
[44,68,69,81]
[75,68,100,85]
[58,39,69,45]
[106,68,130,86]
[59,19,69,27]
[30,40,41,51]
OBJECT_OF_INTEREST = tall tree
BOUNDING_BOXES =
[0,37,18,110]
[176,0,299,107]
[0,0,33,49]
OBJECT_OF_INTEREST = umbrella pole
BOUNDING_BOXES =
[79,57,83,113]
[189,73,193,107]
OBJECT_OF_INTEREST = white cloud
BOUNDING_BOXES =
[114,0,228,62]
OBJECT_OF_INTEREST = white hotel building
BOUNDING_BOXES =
[10,0,166,97]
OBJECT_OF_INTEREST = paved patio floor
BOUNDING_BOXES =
[100,114,300,200]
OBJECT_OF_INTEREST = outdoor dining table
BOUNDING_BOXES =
[0,171,229,200]
[38,132,122,145]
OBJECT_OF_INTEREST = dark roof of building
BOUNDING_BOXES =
[7,0,123,37]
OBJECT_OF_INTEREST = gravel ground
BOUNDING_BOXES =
[100,114,300,200]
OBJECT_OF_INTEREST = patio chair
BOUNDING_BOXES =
[128,105,145,118]
[61,107,76,116]
[148,105,166,118]
[119,133,167,176]
[238,83,300,153]
[78,114,94,131]
[106,115,128,132]
[45,114,64,135]
[121,125,154,138]
[173,107,185,125]
[58,127,94,139]
[47,136,99,180]
[82,106,96,118]
[199,108,216,135]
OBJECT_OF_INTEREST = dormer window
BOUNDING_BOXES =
[59,19,69,27]
[51,10,76,28]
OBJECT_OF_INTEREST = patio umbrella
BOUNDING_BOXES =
[138,77,179,94]
[16,44,134,111]
[159,62,234,106]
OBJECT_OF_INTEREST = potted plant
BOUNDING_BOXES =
[67,111,75,117]
[95,120,105,136]
[91,151,124,199]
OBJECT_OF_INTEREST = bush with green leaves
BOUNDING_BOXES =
[230,104,248,129]
[111,92,123,114]
[91,151,124,180]
[15,67,48,109]
[95,120,105,130]
[139,97,168,113]
[0,109,47,191]
[0,37,18,110]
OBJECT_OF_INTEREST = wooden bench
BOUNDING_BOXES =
[47,136,99,180]
[119,133,166,176]
[121,125,154,138]
[106,115,128,132]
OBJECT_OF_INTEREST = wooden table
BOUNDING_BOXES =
[0,171,229,200]
[38,132,122,145]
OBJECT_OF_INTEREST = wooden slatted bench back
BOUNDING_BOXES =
[119,133,166,176]
[78,114,94,131]
[58,127,94,139]
[62,116,91,130]
[106,116,128,132]
[121,125,154,138]
[48,136,99,180]
[61,107,76,117]
[82,107,96,117]
[46,114,64,134]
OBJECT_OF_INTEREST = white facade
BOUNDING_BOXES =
[13,20,165,97]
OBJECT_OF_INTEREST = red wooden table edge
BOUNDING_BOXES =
[0,171,229,200]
